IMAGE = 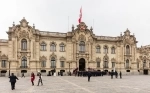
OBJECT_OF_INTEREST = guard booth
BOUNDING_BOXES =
[60,70,65,76]
[1,70,7,76]
[143,69,148,75]
[41,70,46,76]
[21,70,27,76]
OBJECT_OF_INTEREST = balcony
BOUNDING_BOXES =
[51,66,56,68]
[103,66,109,68]
[125,67,130,69]
[20,66,28,68]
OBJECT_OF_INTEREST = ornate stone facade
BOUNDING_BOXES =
[0,18,148,76]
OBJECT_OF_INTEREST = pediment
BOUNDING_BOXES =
[1,54,8,59]
[40,55,47,61]
[59,56,66,61]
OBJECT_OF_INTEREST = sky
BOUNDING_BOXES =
[0,0,150,47]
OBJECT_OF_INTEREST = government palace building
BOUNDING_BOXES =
[0,18,149,76]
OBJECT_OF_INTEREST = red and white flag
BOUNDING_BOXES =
[78,7,82,23]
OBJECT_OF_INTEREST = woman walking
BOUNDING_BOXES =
[31,72,35,86]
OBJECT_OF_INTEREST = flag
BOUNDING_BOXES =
[78,7,82,23]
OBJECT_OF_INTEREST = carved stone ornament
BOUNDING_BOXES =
[111,58,116,62]
[20,17,29,28]
[78,34,86,41]
[19,30,29,39]
[0,54,8,60]
[59,56,66,61]
[96,57,101,62]
[103,54,109,61]
[40,55,47,61]
[49,52,57,60]
[77,22,87,31]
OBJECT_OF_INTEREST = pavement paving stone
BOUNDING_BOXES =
[0,75,150,93]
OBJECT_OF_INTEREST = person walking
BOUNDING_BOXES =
[9,73,19,90]
[87,71,92,82]
[119,71,122,79]
[31,72,35,86]
[21,73,25,78]
[37,73,43,86]
[111,70,113,79]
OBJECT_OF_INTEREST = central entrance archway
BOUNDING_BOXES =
[79,58,85,71]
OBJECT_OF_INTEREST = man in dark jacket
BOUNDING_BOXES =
[37,73,43,86]
[87,71,92,82]
[9,73,19,90]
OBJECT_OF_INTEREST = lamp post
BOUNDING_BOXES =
[9,61,10,76]
[69,62,70,72]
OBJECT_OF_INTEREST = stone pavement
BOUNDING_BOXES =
[0,75,150,93]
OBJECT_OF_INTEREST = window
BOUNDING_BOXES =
[79,41,85,52]
[60,61,64,67]
[104,58,108,68]
[143,60,146,67]
[104,46,108,54]
[21,56,27,68]
[21,39,27,50]
[50,43,56,51]
[126,59,129,68]
[126,45,130,54]
[111,47,115,54]
[1,60,6,68]
[97,62,100,67]
[96,46,100,53]
[60,44,65,52]
[41,61,46,67]
[51,57,56,68]
[40,42,46,51]
[112,62,115,68]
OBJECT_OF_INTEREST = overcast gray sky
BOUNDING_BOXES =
[0,0,150,47]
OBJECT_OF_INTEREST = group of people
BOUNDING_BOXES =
[110,71,122,79]
[9,72,43,90]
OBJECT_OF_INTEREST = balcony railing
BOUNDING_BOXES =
[51,66,56,68]
[103,66,109,68]
[20,66,28,68]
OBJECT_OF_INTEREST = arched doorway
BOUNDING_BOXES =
[79,58,85,71]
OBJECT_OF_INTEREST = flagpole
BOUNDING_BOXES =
[93,19,94,29]
[68,16,69,31]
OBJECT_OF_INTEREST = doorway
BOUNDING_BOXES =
[143,69,148,75]
[79,58,85,71]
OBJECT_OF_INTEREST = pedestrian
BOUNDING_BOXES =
[119,71,122,79]
[111,70,113,79]
[37,73,43,86]
[21,73,25,78]
[9,73,19,90]
[87,71,91,82]
[31,72,35,86]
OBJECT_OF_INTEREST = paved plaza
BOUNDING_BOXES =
[1,75,150,93]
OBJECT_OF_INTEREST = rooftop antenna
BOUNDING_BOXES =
[68,16,69,31]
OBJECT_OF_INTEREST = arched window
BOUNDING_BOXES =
[21,56,27,68]
[51,57,56,68]
[50,43,56,51]
[40,42,46,51]
[126,45,130,54]
[104,58,108,68]
[104,46,108,54]
[60,43,65,52]
[41,61,46,67]
[143,60,146,67]
[111,47,115,54]
[126,59,129,68]
[79,41,85,52]
[96,46,100,53]
[21,39,27,50]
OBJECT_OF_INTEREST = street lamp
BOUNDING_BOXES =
[69,62,70,72]
[9,61,10,76]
